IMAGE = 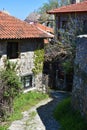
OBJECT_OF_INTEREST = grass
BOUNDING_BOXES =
[0,126,8,130]
[54,97,87,130]
[0,91,48,130]
[26,111,37,126]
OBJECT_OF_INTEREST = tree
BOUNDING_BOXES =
[25,0,75,26]
[25,11,40,23]
[37,0,72,26]
[38,0,59,25]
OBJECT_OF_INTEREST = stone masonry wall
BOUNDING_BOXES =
[72,35,87,118]
[0,39,44,91]
[55,13,87,38]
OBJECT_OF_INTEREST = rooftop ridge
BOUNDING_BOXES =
[48,1,87,14]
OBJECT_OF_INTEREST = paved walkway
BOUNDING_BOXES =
[8,91,69,130]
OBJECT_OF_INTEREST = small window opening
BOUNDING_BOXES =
[21,75,33,89]
[62,21,67,30]
[7,42,19,59]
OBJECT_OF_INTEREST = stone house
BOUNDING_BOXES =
[48,0,87,118]
[48,0,87,39]
[0,11,53,92]
[45,0,87,90]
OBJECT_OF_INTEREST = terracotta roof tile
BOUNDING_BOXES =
[34,23,54,34]
[48,1,87,14]
[0,11,52,39]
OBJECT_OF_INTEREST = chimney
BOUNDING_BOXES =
[71,0,81,4]
[76,0,81,3]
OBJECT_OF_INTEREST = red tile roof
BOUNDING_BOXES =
[34,23,54,43]
[0,11,52,39]
[48,1,87,14]
[34,23,54,34]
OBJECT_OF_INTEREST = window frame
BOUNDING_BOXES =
[21,74,33,89]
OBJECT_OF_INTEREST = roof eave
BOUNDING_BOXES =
[47,11,87,14]
[0,36,53,40]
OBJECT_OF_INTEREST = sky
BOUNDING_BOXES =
[0,0,48,20]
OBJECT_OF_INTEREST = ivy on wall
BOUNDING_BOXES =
[32,49,44,75]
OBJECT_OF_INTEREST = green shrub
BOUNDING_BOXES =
[62,60,73,74]
[54,97,87,130]
[0,59,22,121]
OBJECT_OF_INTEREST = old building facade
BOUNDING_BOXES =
[48,0,87,118]
[48,1,87,39]
[0,11,52,92]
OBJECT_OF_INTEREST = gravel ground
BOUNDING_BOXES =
[8,91,69,130]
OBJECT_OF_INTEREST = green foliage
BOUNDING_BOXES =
[0,126,8,130]
[60,0,70,6]
[3,59,17,71]
[1,70,22,98]
[62,60,73,74]
[0,91,48,130]
[38,0,58,24]
[32,49,44,75]
[54,97,87,130]
[12,91,48,117]
[1,59,22,98]
[0,59,22,121]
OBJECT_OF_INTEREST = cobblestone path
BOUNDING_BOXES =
[8,91,68,130]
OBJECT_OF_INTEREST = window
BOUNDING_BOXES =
[62,21,67,30]
[21,75,33,89]
[7,42,18,59]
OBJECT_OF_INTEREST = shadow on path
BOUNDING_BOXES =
[37,91,69,130]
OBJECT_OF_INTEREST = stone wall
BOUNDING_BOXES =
[0,39,44,91]
[72,35,87,118]
[55,13,87,38]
